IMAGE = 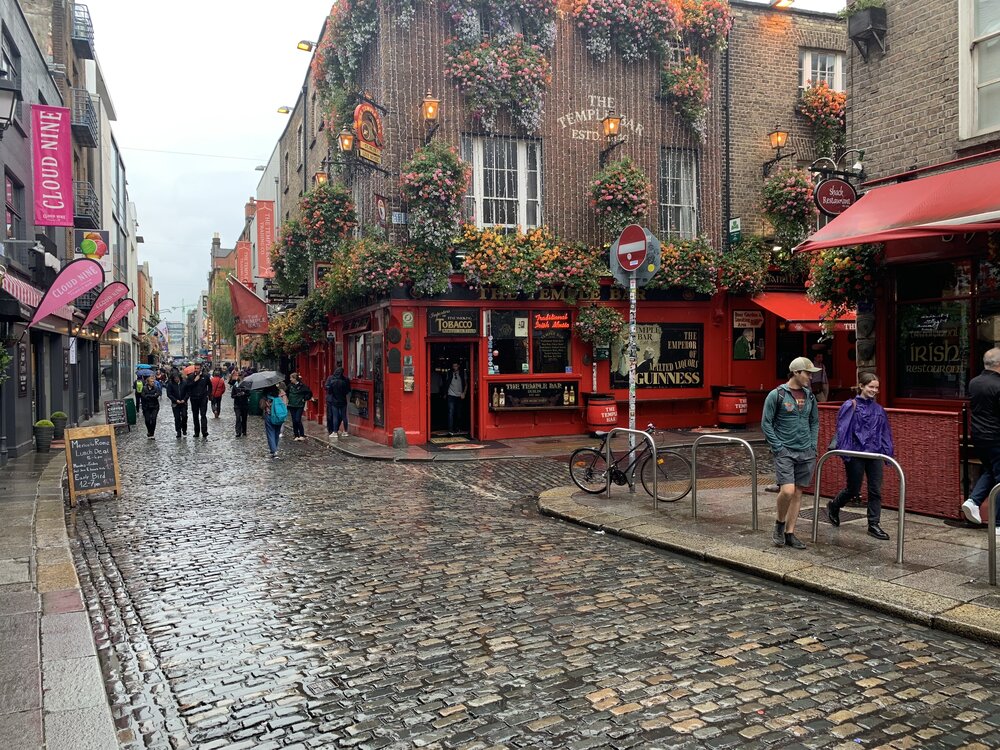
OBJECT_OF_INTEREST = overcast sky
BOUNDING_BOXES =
[86,0,845,324]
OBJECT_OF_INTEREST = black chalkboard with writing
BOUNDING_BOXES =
[65,425,121,504]
[105,399,127,426]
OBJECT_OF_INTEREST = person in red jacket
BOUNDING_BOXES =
[209,368,227,419]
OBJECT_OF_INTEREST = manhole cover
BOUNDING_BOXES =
[303,679,340,698]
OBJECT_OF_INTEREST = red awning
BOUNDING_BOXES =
[794,159,1000,253]
[752,292,855,332]
[1,270,73,321]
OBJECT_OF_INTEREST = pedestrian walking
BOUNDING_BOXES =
[166,371,188,438]
[760,357,821,550]
[231,372,249,438]
[443,361,467,436]
[826,373,894,540]
[186,365,211,438]
[962,347,1000,533]
[210,368,227,419]
[261,384,288,458]
[287,372,312,441]
[324,367,351,438]
[138,374,162,438]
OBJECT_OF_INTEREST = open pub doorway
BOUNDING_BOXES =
[429,342,476,441]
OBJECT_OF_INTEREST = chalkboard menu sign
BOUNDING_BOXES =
[64,425,121,506]
[104,399,127,427]
[488,381,578,410]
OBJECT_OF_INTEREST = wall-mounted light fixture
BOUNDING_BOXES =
[762,128,795,177]
[770,0,794,8]
[0,75,21,141]
[421,90,440,145]
[598,109,624,167]
[277,106,291,115]
[297,40,316,52]
[338,128,355,154]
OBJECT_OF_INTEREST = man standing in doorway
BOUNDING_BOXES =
[761,357,821,550]
[962,348,1000,532]
[444,361,467,436]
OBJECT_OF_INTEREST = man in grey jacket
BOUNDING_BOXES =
[760,357,821,550]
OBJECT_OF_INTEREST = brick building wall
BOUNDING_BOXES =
[848,0,1000,180]
[727,1,844,240]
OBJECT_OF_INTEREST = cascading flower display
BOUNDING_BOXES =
[271,219,311,296]
[400,140,471,253]
[571,0,682,63]
[806,244,883,320]
[718,235,771,296]
[680,0,733,51]
[798,80,847,156]
[589,157,652,236]
[575,304,625,344]
[444,36,552,132]
[661,53,711,139]
[299,182,358,259]
[646,236,720,295]
[761,167,816,245]
[311,0,378,92]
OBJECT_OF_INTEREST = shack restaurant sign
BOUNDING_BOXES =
[814,178,857,217]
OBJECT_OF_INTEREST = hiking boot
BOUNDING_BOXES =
[772,521,786,547]
[827,501,840,527]
[784,533,806,550]
[867,524,890,540]
[961,498,982,525]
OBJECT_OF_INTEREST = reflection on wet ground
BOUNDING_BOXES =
[68,411,1000,749]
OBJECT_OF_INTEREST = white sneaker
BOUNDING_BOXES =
[340,431,348,437]
[962,498,982,524]
[329,432,337,439]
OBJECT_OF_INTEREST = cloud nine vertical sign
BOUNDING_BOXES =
[31,105,74,227]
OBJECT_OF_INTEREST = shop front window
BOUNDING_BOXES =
[532,311,571,373]
[491,310,530,374]
[349,333,370,380]
[896,300,971,399]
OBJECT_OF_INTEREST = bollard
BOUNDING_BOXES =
[392,427,408,449]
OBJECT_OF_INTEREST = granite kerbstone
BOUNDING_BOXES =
[703,543,815,582]
[41,612,96,660]
[44,704,118,750]
[42,657,108,711]
[934,603,1000,646]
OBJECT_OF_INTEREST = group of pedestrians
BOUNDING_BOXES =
[135,363,237,440]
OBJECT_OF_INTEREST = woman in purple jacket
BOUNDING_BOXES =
[826,372,895,541]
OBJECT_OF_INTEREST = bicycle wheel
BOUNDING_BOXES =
[640,449,692,502]
[569,448,609,494]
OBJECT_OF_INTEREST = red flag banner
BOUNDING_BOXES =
[236,240,253,285]
[28,258,104,330]
[256,200,275,278]
[82,280,129,328]
[31,105,74,227]
[228,275,269,335]
[100,298,135,338]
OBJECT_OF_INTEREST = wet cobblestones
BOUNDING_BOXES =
[66,416,1000,748]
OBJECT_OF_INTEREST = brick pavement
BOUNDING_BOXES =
[56,411,1000,748]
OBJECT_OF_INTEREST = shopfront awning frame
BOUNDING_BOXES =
[752,292,856,332]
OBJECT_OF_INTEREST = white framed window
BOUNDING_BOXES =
[960,0,1000,138]
[659,147,698,240]
[798,49,844,91]
[460,136,542,229]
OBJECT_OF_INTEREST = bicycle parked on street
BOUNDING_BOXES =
[569,424,693,501]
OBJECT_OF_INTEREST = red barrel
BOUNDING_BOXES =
[586,394,618,432]
[718,388,748,427]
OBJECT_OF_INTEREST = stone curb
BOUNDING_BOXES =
[537,487,1000,647]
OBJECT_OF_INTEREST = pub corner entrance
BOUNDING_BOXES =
[429,342,477,440]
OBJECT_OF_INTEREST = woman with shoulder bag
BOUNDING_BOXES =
[826,373,894,541]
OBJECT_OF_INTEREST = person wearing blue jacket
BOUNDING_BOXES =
[826,372,894,541]
[760,357,821,550]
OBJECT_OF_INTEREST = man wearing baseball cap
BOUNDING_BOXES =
[760,357,821,549]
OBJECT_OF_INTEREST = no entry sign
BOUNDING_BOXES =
[615,224,647,272]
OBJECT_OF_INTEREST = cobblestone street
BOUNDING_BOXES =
[68,415,1000,749]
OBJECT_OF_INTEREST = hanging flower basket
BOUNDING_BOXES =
[660,53,711,140]
[646,236,720,295]
[571,0,682,63]
[806,244,884,321]
[400,140,471,253]
[575,304,624,345]
[719,235,771,297]
[761,167,816,246]
[589,157,651,236]
[798,80,846,157]
[680,0,733,52]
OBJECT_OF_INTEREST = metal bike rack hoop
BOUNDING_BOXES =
[605,428,657,507]
[987,483,998,586]
[811,449,906,564]
[691,435,759,530]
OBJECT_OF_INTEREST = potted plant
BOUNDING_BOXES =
[49,411,68,439]
[841,0,886,36]
[34,419,54,453]
[575,304,625,394]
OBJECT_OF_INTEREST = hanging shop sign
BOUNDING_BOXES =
[611,323,704,389]
[488,381,578,410]
[255,200,275,278]
[31,105,74,227]
[353,102,385,165]
[236,240,253,285]
[427,307,479,336]
[73,229,112,275]
[814,178,858,217]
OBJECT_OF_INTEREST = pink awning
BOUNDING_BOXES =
[1,271,73,321]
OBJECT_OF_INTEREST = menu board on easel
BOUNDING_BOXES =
[64,425,121,507]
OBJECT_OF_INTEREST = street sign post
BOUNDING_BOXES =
[728,217,742,244]
[609,224,663,484]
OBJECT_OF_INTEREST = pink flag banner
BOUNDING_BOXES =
[100,298,135,338]
[27,258,104,330]
[82,281,129,328]
[31,105,74,227]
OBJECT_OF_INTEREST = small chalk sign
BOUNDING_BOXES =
[105,399,127,427]
[65,425,121,506]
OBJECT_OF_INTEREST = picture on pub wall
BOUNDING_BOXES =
[732,310,765,360]
[610,323,704,388]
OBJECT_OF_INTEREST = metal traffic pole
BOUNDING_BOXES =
[627,271,637,492]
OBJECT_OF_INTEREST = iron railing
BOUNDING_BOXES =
[71,4,95,59]
[71,88,99,148]
[73,180,100,228]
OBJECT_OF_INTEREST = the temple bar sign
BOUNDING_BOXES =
[557,95,645,142]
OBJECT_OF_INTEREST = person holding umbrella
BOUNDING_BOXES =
[186,364,211,438]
